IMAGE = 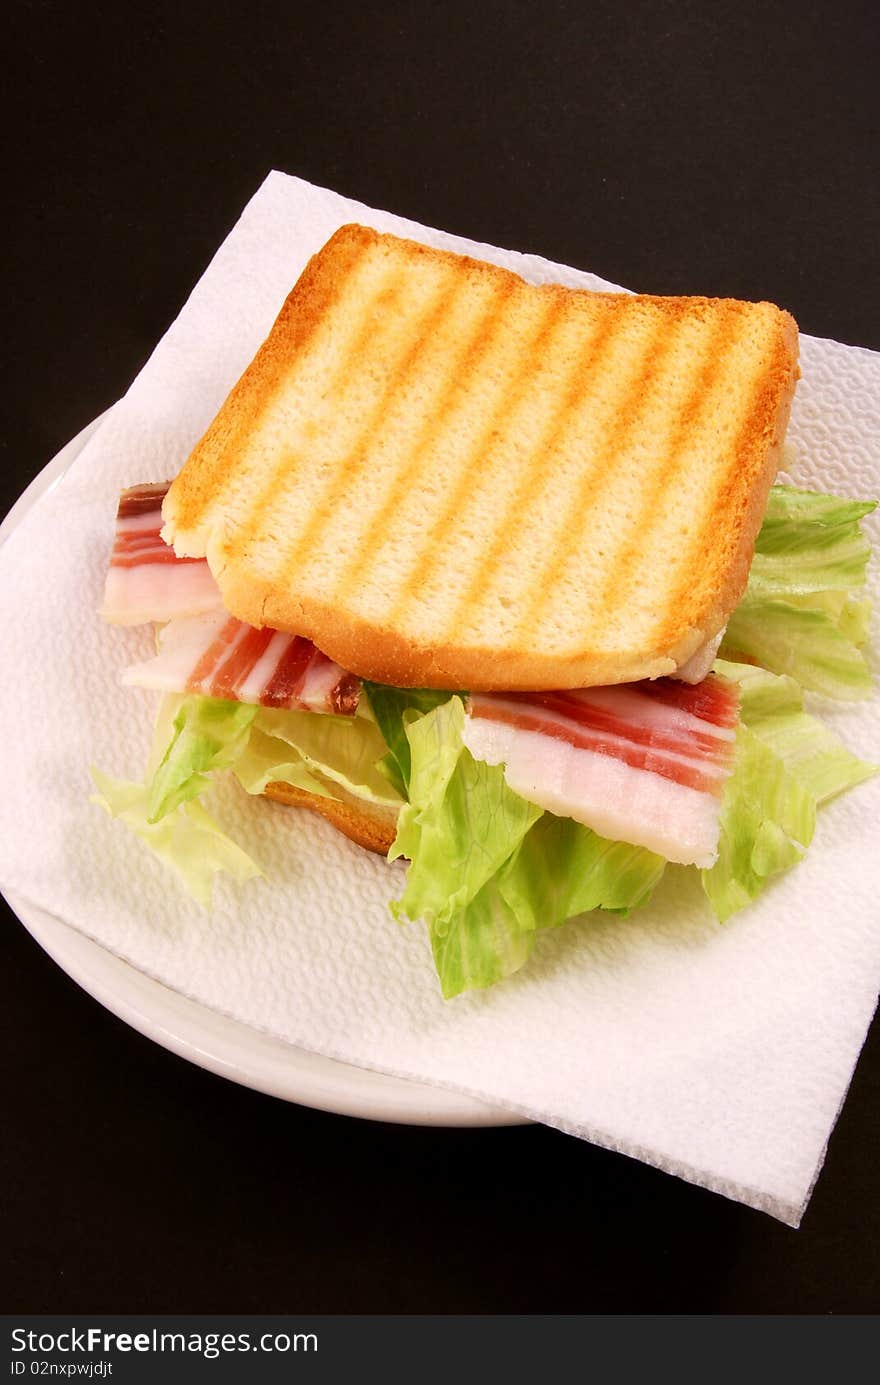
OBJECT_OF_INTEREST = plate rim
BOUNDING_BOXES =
[1,415,524,1128]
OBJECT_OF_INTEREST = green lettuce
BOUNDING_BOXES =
[90,769,261,908]
[497,815,666,924]
[721,484,876,697]
[744,486,875,594]
[92,695,402,903]
[390,698,665,997]
[363,682,458,797]
[390,698,543,931]
[701,659,877,919]
[146,696,257,820]
[237,705,402,809]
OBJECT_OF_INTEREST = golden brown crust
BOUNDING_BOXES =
[262,780,399,855]
[162,225,375,557]
[163,224,800,690]
[230,576,685,688]
[654,307,800,657]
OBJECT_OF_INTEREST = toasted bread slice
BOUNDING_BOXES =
[263,780,398,855]
[163,224,798,689]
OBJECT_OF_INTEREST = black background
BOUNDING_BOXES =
[3,0,879,1313]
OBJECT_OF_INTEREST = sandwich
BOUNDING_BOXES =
[94,225,877,996]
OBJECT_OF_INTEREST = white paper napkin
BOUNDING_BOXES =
[2,171,878,1226]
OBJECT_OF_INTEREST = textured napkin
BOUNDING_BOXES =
[1,172,878,1226]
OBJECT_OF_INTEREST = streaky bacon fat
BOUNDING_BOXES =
[121,610,360,716]
[463,676,739,867]
[101,482,222,625]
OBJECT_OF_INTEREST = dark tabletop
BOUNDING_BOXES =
[3,0,879,1314]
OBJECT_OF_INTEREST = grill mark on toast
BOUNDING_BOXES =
[438,302,625,634]
[584,307,743,639]
[273,264,468,587]
[169,229,370,539]
[656,346,788,649]
[328,275,517,603]
[223,257,414,565]
[508,310,686,640]
[382,288,570,624]
[167,223,797,689]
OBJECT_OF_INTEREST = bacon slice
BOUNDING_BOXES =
[121,610,360,716]
[101,482,223,625]
[463,675,739,867]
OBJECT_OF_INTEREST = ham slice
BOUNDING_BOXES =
[101,483,222,625]
[463,676,739,866]
[121,610,360,716]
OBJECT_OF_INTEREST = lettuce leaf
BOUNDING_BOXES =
[391,698,665,997]
[390,698,542,930]
[722,599,873,699]
[497,815,666,925]
[92,695,401,902]
[91,767,261,908]
[362,682,458,797]
[745,485,875,594]
[237,705,403,807]
[231,729,340,800]
[146,696,257,821]
[701,660,878,920]
[721,484,876,697]
[432,823,665,997]
[429,877,537,999]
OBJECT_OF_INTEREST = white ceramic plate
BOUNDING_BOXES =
[0,416,520,1127]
